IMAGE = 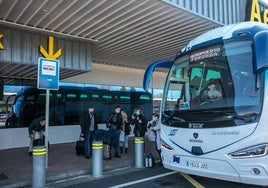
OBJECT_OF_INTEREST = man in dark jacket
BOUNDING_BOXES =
[80,105,98,158]
[107,106,123,158]
[28,116,46,156]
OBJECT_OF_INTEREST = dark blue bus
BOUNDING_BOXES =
[5,86,152,128]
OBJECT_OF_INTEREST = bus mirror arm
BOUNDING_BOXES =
[143,60,173,91]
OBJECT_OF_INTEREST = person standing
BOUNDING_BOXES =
[120,111,131,154]
[80,105,98,159]
[28,116,46,156]
[148,113,161,161]
[131,107,148,137]
[107,106,123,158]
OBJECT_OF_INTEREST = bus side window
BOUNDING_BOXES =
[22,96,36,126]
[65,92,80,124]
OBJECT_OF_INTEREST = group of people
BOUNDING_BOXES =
[80,105,161,160]
[27,105,161,162]
[80,105,147,159]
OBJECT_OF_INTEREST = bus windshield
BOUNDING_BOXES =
[162,39,262,128]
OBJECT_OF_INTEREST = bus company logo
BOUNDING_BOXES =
[189,132,203,143]
[168,129,177,136]
[188,122,204,129]
[193,132,198,139]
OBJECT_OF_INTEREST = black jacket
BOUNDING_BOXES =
[28,117,45,135]
[80,112,98,135]
[130,114,148,137]
[107,112,123,131]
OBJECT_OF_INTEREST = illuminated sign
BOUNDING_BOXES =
[0,34,4,50]
[246,0,268,24]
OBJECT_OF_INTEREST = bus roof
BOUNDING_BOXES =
[180,21,268,54]
[15,86,151,96]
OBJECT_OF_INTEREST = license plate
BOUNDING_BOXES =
[186,161,209,169]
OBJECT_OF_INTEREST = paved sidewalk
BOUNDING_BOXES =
[0,137,159,188]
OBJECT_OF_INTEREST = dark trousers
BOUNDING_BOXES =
[109,129,120,153]
[84,130,94,157]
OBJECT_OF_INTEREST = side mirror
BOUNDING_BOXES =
[253,31,268,74]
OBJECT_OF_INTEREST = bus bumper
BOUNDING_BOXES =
[162,150,268,186]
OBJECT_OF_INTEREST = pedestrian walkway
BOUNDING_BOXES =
[0,137,159,188]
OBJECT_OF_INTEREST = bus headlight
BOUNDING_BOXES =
[229,144,268,158]
[161,139,174,151]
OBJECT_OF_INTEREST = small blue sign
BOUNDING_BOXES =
[173,155,180,163]
[38,57,59,90]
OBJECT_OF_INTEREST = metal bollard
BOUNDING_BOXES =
[32,146,46,188]
[92,140,103,177]
[134,137,144,168]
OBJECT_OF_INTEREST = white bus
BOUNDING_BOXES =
[143,22,268,186]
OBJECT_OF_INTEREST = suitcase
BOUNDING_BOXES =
[94,129,113,145]
[75,136,85,156]
[33,138,45,146]
[103,144,111,160]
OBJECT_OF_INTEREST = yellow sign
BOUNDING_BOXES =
[248,0,268,24]
[0,34,4,50]
[40,36,62,59]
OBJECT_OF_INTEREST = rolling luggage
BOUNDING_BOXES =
[103,144,111,160]
[75,136,85,156]
[94,129,113,145]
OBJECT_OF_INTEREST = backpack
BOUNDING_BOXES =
[145,153,155,167]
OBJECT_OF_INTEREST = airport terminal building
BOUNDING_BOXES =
[0,0,267,149]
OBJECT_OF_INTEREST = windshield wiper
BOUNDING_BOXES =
[190,111,258,123]
[162,112,186,125]
[222,113,258,123]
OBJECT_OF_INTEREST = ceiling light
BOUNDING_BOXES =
[42,7,49,12]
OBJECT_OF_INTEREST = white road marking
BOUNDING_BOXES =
[108,171,177,188]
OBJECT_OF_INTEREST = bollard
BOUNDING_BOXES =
[32,145,46,188]
[92,140,103,177]
[134,137,144,168]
